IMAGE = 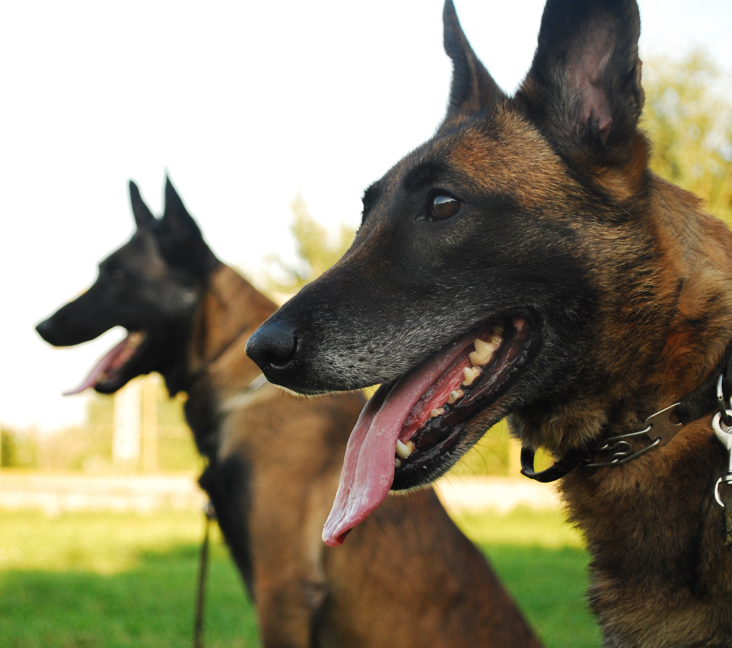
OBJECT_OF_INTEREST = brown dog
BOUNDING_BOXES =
[36,179,542,648]
[247,0,732,645]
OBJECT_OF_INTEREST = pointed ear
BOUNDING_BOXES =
[158,177,217,276]
[439,0,505,131]
[518,0,643,149]
[129,180,155,229]
[162,176,202,241]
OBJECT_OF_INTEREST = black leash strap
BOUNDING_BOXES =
[193,502,216,648]
[520,447,586,483]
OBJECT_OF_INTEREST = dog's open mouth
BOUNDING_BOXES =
[64,330,148,395]
[322,316,534,546]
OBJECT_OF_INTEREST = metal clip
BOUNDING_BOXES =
[717,373,732,427]
[644,403,682,446]
[203,500,216,520]
[712,411,732,507]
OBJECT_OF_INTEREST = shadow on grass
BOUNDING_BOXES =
[0,542,258,648]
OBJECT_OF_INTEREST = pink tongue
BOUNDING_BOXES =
[63,335,132,396]
[322,334,473,547]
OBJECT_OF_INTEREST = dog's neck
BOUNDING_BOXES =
[187,263,278,398]
[556,177,732,646]
[619,179,732,432]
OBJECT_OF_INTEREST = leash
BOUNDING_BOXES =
[192,371,266,648]
[193,501,216,648]
[521,339,732,484]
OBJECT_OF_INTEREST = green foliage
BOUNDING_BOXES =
[25,379,199,473]
[1,427,38,468]
[34,425,112,472]
[261,194,355,293]
[449,419,512,476]
[642,50,732,225]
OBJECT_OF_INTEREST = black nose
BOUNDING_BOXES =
[36,318,55,343]
[246,320,298,372]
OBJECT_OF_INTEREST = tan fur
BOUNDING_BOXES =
[195,265,543,648]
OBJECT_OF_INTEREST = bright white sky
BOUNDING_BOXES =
[2,0,731,432]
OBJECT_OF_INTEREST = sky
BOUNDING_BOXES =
[2,0,731,432]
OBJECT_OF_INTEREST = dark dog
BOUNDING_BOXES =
[36,180,542,648]
[247,0,732,645]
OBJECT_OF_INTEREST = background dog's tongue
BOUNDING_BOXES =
[63,336,130,395]
[322,337,471,546]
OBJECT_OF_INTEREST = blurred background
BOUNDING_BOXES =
[1,1,730,646]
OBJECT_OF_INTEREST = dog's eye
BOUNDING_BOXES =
[430,195,462,220]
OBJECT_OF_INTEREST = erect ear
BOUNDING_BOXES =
[162,176,202,242]
[129,180,155,229]
[159,176,217,276]
[438,0,505,132]
[518,0,643,150]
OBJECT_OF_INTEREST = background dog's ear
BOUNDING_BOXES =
[439,0,505,131]
[162,176,202,241]
[159,176,217,276]
[517,0,643,151]
[129,180,155,229]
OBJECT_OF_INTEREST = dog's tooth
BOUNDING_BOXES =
[489,334,503,346]
[128,331,145,349]
[492,324,504,336]
[447,389,464,405]
[395,439,415,460]
[469,338,497,366]
[462,366,481,386]
[430,407,445,418]
[395,458,402,468]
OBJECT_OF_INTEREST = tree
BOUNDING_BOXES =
[262,194,355,293]
[641,50,732,225]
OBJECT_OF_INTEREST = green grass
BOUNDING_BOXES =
[0,511,256,648]
[0,508,599,648]
[454,508,600,648]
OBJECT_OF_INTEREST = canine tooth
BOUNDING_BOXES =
[447,389,464,405]
[489,334,502,346]
[469,338,497,366]
[395,439,415,459]
[395,458,402,468]
[430,408,445,418]
[462,366,481,386]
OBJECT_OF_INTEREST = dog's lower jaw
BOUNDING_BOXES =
[386,318,540,490]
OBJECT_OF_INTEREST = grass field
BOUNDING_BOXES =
[0,508,599,648]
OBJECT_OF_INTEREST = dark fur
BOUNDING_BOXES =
[37,180,542,648]
[247,1,732,645]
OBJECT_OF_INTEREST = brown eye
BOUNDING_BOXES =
[430,195,462,220]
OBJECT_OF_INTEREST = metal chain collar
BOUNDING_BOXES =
[520,402,686,481]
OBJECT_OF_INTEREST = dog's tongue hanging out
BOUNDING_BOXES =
[322,333,476,546]
[63,331,144,395]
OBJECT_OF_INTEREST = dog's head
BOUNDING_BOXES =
[36,179,219,395]
[248,0,673,544]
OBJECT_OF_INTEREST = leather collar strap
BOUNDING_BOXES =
[521,339,732,483]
